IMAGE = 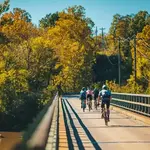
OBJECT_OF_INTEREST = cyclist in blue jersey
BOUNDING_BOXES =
[98,85,112,121]
[80,87,87,111]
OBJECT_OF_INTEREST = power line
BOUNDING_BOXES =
[130,41,150,61]
[142,75,150,82]
[106,55,118,66]
[136,49,150,61]
[140,39,150,49]
[104,36,118,66]
[141,43,150,50]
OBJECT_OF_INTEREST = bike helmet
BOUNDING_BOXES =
[82,87,86,91]
[102,85,107,90]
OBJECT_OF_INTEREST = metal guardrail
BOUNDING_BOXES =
[111,92,150,117]
[13,93,59,150]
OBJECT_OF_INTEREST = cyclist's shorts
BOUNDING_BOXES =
[94,95,98,100]
[87,94,92,100]
[81,98,86,101]
[101,99,110,109]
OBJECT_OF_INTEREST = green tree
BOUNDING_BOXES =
[39,12,59,28]
[0,0,9,16]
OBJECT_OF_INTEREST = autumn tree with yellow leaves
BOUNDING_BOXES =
[43,5,95,92]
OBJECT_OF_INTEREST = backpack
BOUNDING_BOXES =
[80,91,86,99]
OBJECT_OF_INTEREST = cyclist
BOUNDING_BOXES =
[93,87,99,108]
[80,87,87,110]
[86,87,93,109]
[98,85,111,121]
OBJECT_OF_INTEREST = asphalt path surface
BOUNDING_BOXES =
[62,96,150,150]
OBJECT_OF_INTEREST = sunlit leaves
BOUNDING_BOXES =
[46,6,94,91]
[136,25,150,85]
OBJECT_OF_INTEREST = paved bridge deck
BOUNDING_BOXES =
[59,96,150,150]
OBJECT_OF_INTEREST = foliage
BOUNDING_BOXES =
[0,2,150,130]
[46,5,94,92]
[0,0,9,16]
[93,11,150,94]
[39,12,59,28]
[0,4,60,130]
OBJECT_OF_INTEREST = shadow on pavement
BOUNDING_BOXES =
[74,125,150,128]
[62,99,85,150]
[65,99,102,150]
[72,117,129,120]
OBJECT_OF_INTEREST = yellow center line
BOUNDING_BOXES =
[59,99,69,150]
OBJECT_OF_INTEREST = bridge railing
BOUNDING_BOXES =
[13,92,59,150]
[111,92,150,117]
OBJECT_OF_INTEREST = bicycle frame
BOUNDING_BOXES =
[87,98,92,111]
[81,99,86,112]
[102,103,109,126]
[94,98,98,110]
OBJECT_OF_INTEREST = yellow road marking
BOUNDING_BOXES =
[59,98,68,150]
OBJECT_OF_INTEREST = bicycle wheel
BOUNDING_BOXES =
[83,101,85,112]
[104,104,108,126]
[95,100,97,110]
[104,111,108,126]
[88,99,91,111]
[82,100,86,112]
[83,106,85,112]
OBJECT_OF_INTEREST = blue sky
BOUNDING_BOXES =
[2,0,150,33]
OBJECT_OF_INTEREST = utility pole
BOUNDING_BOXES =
[100,27,105,48]
[95,26,98,45]
[134,36,137,93]
[94,26,98,57]
[118,37,121,87]
[100,27,105,38]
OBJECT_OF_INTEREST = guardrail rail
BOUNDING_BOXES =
[111,92,150,117]
[13,93,59,150]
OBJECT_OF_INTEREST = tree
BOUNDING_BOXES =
[132,25,150,90]
[39,12,59,28]
[0,0,9,16]
[0,8,38,43]
[129,11,150,36]
[46,6,94,91]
